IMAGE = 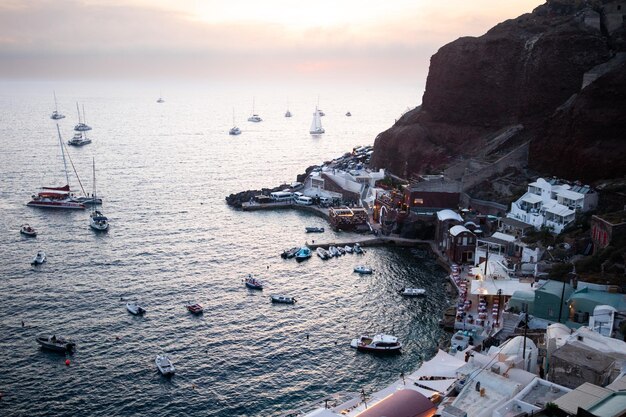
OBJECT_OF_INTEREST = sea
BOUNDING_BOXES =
[0,79,453,417]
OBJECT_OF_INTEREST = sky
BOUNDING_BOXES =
[0,0,545,82]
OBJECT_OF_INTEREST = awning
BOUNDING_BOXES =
[408,349,466,379]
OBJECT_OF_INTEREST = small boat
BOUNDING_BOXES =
[67,132,92,146]
[337,247,346,255]
[318,109,325,116]
[186,303,203,314]
[295,247,312,262]
[350,334,402,354]
[32,251,46,265]
[126,302,146,315]
[20,224,37,237]
[309,107,325,134]
[400,287,426,297]
[245,274,264,290]
[281,247,300,259]
[270,295,296,304]
[305,227,324,233]
[353,243,364,254]
[155,355,175,376]
[328,246,340,257]
[344,245,353,254]
[316,247,330,260]
[247,98,262,122]
[345,111,352,117]
[156,97,164,103]
[36,335,75,353]
[74,103,92,132]
[50,91,65,120]
[285,109,292,117]
[229,126,241,135]
[90,210,109,231]
[353,265,373,274]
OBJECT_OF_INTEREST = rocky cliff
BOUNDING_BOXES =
[371,0,626,183]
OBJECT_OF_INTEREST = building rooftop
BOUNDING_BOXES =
[554,383,615,415]
[500,217,534,229]
[587,391,626,417]
[567,287,626,311]
[594,211,626,225]
[450,225,471,236]
[437,209,463,222]
[551,343,616,372]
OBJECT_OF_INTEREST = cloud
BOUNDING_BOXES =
[0,0,543,79]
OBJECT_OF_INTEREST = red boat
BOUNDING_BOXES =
[186,303,203,314]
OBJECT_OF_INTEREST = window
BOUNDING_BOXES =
[413,198,424,205]
[462,237,468,246]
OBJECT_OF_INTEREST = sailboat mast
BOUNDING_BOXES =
[53,90,59,112]
[56,124,71,186]
[92,157,97,203]
[82,104,87,125]
[76,102,82,124]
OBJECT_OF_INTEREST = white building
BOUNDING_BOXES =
[508,178,598,234]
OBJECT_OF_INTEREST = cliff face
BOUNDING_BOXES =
[371,1,624,182]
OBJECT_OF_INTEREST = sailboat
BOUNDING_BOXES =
[27,125,86,209]
[50,91,65,120]
[247,98,262,122]
[89,158,109,231]
[309,107,325,135]
[157,91,164,103]
[285,100,292,117]
[229,108,241,135]
[74,103,92,132]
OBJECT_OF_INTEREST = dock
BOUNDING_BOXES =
[241,201,329,219]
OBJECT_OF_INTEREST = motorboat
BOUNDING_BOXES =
[350,334,402,354]
[32,251,46,265]
[400,287,426,297]
[36,335,75,353]
[328,246,340,257]
[186,303,203,314]
[126,302,146,315]
[155,355,175,376]
[353,243,364,254]
[344,245,353,254]
[270,295,296,304]
[20,224,37,237]
[285,109,292,117]
[353,265,373,274]
[345,111,352,117]
[316,247,330,260]
[229,126,241,135]
[295,247,312,262]
[245,274,264,290]
[67,132,92,146]
[90,210,109,231]
[281,247,300,259]
[305,227,324,233]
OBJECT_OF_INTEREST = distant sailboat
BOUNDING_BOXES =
[89,158,109,231]
[74,103,92,132]
[309,107,325,135]
[247,97,262,122]
[285,100,292,117]
[157,91,164,103]
[229,108,241,135]
[50,91,65,120]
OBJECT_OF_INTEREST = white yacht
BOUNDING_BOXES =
[353,265,373,274]
[400,287,426,296]
[350,334,402,353]
[247,98,262,122]
[155,355,175,376]
[32,251,46,265]
[50,91,65,120]
[74,103,92,132]
[126,302,146,315]
[67,132,92,146]
[89,158,108,231]
[229,109,241,135]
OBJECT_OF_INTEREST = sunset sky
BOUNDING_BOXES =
[0,0,544,82]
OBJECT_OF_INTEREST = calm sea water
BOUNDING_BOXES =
[0,80,451,417]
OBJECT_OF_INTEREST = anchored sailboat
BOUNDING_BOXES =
[247,97,262,122]
[89,158,109,231]
[27,125,86,209]
[229,108,241,135]
[309,107,325,135]
[74,103,92,132]
[50,91,65,120]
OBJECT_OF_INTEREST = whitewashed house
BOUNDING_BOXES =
[508,178,598,234]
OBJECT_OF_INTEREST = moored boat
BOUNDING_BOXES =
[295,247,312,262]
[20,224,37,237]
[400,287,426,297]
[353,243,364,254]
[305,227,324,233]
[316,247,330,260]
[67,132,92,146]
[350,334,402,354]
[36,335,75,353]
[155,355,175,376]
[281,247,300,259]
[186,303,203,314]
[270,294,296,304]
[353,265,373,274]
[32,251,46,265]
[328,246,340,257]
[126,302,146,315]
[345,111,352,117]
[344,245,353,254]
[245,274,264,290]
